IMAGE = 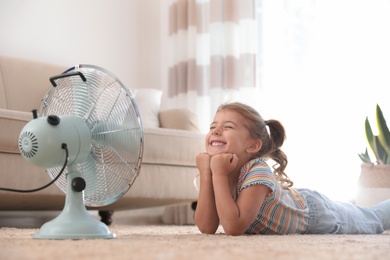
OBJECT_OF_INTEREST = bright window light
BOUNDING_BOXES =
[255,0,390,201]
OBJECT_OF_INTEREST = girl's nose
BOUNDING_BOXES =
[212,127,221,136]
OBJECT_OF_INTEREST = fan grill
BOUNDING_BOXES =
[40,65,143,207]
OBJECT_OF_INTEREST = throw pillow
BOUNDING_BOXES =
[158,108,200,132]
[133,88,162,128]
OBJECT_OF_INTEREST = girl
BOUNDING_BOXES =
[193,102,390,236]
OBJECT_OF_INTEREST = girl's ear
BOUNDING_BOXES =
[247,139,262,154]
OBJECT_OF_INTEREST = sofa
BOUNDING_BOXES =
[0,55,204,225]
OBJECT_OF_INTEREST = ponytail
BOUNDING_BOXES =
[263,120,293,188]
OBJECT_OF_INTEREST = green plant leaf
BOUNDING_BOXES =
[376,104,390,156]
[358,148,371,163]
[362,105,390,164]
[373,135,387,164]
[365,117,375,156]
[384,154,390,164]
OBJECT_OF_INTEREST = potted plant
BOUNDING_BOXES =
[356,104,390,206]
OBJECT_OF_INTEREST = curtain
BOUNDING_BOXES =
[167,0,258,131]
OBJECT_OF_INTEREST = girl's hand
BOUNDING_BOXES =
[210,153,239,176]
[194,152,220,234]
[196,152,212,174]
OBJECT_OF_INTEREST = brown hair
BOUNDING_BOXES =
[217,102,293,188]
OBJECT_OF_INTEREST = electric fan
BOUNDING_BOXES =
[18,64,144,239]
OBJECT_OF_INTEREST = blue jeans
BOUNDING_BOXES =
[298,188,390,234]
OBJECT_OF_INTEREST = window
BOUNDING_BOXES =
[255,0,390,201]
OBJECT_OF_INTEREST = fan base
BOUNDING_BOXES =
[33,212,116,240]
[33,170,116,240]
[33,222,116,240]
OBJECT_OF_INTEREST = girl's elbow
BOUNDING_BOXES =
[224,229,244,236]
[197,226,218,234]
[222,224,247,236]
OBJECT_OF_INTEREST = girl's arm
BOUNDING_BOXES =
[211,153,270,236]
[193,153,220,234]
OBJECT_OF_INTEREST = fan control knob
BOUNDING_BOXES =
[47,115,60,126]
[72,177,86,192]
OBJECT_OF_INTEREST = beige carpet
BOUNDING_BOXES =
[1,225,390,260]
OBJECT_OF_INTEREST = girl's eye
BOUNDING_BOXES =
[224,125,233,129]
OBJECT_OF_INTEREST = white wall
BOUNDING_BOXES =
[0,0,162,91]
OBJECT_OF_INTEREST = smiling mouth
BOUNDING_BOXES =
[210,141,226,146]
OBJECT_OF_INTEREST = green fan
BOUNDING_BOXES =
[18,65,144,239]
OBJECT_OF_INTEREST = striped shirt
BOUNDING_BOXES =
[236,157,310,235]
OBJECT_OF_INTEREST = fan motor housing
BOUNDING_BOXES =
[18,115,92,168]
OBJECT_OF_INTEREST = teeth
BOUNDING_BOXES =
[211,141,225,146]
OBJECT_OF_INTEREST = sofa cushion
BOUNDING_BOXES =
[0,109,33,154]
[0,65,6,108]
[158,108,200,132]
[0,56,66,111]
[142,128,204,167]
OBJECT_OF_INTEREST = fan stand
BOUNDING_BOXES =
[33,165,116,240]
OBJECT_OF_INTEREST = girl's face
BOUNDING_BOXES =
[206,109,259,158]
